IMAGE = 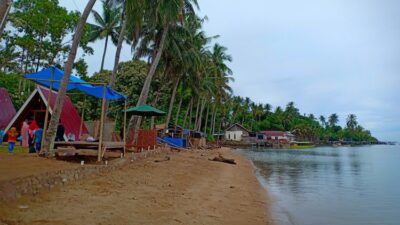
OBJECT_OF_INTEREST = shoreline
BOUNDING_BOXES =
[0,148,274,225]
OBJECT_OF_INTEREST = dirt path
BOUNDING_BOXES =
[0,153,78,182]
[0,148,273,225]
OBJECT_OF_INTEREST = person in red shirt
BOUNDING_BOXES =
[7,127,18,154]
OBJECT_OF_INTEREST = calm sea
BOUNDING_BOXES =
[237,145,400,225]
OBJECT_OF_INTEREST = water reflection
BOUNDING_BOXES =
[239,146,400,225]
[250,148,359,194]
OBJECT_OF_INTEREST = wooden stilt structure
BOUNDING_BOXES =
[97,84,107,162]
[123,99,127,156]
[79,96,86,140]
[39,66,54,154]
[24,73,127,160]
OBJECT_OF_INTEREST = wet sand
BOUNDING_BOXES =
[0,148,273,225]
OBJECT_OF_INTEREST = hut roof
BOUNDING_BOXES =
[5,87,88,139]
[225,123,251,133]
[0,88,16,130]
[260,131,287,136]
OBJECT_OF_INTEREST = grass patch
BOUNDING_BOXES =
[0,145,28,154]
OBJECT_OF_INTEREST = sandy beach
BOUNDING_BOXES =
[0,148,273,225]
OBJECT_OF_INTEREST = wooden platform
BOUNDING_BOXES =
[54,141,124,158]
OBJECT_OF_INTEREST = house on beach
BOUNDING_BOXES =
[225,123,252,142]
[259,131,295,142]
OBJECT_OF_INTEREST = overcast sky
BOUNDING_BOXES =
[60,0,400,141]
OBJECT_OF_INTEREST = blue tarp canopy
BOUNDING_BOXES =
[24,67,127,100]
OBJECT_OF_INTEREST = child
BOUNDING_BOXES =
[34,126,43,154]
[7,127,18,154]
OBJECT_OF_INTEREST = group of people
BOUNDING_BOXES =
[1,118,65,154]
[3,119,43,154]
[21,119,43,154]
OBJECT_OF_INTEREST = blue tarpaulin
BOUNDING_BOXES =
[24,67,127,100]
[163,137,187,148]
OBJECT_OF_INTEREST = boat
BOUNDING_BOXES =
[290,141,315,149]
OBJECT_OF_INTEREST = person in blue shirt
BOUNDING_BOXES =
[33,125,43,154]
[0,130,4,145]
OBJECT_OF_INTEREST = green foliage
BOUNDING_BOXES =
[1,0,92,73]
[217,96,377,143]
[0,72,34,109]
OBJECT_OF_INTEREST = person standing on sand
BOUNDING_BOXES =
[0,129,4,145]
[7,127,18,154]
[56,120,65,141]
[28,120,38,153]
[33,124,43,154]
[21,119,29,147]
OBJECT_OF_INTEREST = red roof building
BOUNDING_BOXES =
[260,130,295,142]
[5,87,88,140]
[0,88,16,130]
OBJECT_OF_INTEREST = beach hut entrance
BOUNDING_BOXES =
[22,66,127,161]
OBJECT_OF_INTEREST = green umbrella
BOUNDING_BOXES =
[125,104,166,116]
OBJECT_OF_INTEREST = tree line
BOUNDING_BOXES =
[0,0,377,153]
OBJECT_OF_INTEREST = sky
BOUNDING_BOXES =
[60,0,400,141]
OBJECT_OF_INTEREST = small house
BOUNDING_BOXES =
[225,123,251,142]
[260,131,295,142]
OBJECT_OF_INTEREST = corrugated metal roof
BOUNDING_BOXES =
[260,131,286,136]
[39,87,88,139]
[225,123,251,133]
[0,88,16,130]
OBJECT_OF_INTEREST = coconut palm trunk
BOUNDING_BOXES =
[175,96,183,125]
[165,77,180,126]
[196,98,206,131]
[188,99,193,130]
[204,103,210,134]
[110,15,126,88]
[106,13,127,115]
[182,98,192,129]
[0,0,12,38]
[129,24,169,139]
[211,104,217,135]
[44,0,97,153]
[150,90,161,129]
[100,35,109,71]
[194,99,200,129]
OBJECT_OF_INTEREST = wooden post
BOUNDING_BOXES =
[123,99,127,156]
[79,96,86,140]
[97,84,107,162]
[40,66,54,154]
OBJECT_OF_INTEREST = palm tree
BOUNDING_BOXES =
[264,103,272,114]
[162,17,205,127]
[88,0,121,71]
[346,114,358,130]
[319,115,326,128]
[128,0,199,135]
[328,113,339,127]
[109,0,141,88]
[208,43,233,133]
[0,0,12,38]
[45,0,98,153]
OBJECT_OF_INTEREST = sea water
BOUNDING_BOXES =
[237,145,400,225]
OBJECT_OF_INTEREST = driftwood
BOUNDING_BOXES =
[209,153,236,165]
[154,156,170,163]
